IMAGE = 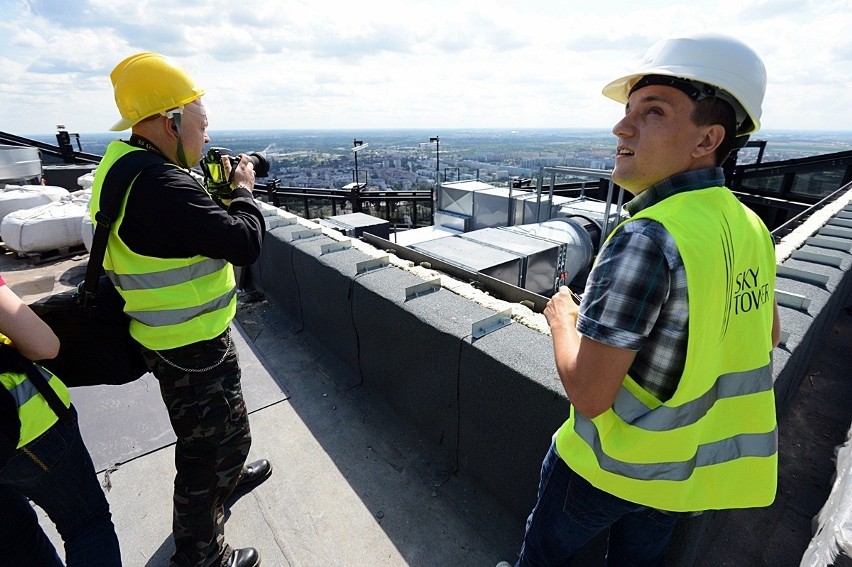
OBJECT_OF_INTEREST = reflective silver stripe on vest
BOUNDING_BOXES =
[126,287,236,327]
[5,369,60,409]
[574,416,777,481]
[107,258,228,291]
[6,378,40,408]
[612,364,773,431]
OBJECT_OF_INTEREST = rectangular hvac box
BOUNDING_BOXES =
[472,187,513,230]
[320,212,390,239]
[410,236,523,287]
[391,225,461,247]
[511,193,574,226]
[439,180,496,217]
[470,188,574,230]
[460,227,564,296]
[435,209,472,232]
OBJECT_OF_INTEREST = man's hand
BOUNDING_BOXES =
[544,286,580,333]
[545,285,637,419]
[221,154,256,192]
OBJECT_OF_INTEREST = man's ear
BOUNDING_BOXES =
[693,124,725,159]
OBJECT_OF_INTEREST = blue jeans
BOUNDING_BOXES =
[515,443,682,567]
[0,406,122,566]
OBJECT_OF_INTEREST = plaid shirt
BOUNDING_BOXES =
[576,167,726,401]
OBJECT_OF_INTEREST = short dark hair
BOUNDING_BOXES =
[691,97,737,165]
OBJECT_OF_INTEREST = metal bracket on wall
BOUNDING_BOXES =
[356,256,389,275]
[827,218,852,229]
[321,240,352,255]
[791,250,844,268]
[776,289,811,311]
[776,265,831,287]
[806,236,852,253]
[405,278,441,301]
[472,309,512,340]
[819,226,852,240]
[287,228,322,242]
[266,216,297,230]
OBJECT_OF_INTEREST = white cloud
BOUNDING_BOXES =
[0,0,850,135]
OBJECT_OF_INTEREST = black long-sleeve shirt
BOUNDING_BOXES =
[116,142,264,267]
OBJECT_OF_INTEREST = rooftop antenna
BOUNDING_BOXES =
[55,124,83,163]
[352,139,369,189]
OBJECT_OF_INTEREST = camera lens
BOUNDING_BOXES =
[246,153,269,177]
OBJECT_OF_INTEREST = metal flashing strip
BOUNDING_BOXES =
[791,250,845,268]
[321,240,353,255]
[356,256,390,275]
[266,216,297,230]
[806,237,852,253]
[286,227,322,242]
[827,218,852,229]
[472,309,512,340]
[819,226,852,240]
[405,278,441,301]
[776,290,811,311]
[776,265,831,287]
[258,206,281,217]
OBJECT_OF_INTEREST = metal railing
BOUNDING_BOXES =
[729,148,852,232]
[253,181,435,228]
[0,130,102,165]
[535,166,626,250]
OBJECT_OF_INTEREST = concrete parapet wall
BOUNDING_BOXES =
[772,193,852,418]
[249,209,566,521]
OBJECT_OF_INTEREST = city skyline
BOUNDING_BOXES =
[1,0,851,135]
[34,127,850,194]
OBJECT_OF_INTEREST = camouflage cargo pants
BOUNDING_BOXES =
[143,328,251,567]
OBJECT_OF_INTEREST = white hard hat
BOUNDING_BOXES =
[602,33,766,136]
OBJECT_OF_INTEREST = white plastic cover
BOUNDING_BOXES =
[0,193,89,253]
[0,185,70,224]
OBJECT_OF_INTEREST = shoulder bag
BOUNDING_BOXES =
[29,150,164,387]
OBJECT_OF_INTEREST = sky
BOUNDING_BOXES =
[1,0,851,136]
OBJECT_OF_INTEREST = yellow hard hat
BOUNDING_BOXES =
[109,52,205,131]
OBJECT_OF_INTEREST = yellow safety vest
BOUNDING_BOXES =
[1,366,70,448]
[555,186,778,512]
[90,141,236,351]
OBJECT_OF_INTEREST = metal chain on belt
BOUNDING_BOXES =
[153,328,232,373]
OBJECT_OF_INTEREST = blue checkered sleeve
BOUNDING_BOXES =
[576,218,688,401]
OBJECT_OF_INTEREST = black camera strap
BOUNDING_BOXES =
[85,148,166,306]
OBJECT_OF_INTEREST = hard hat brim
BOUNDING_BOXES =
[602,74,642,105]
[110,117,136,132]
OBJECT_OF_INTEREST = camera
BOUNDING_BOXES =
[200,147,270,199]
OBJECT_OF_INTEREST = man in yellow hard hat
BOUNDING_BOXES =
[499,33,782,566]
[94,52,269,567]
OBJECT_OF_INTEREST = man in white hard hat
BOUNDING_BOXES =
[94,52,269,567]
[499,33,782,566]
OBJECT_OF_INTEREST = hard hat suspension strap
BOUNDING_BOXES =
[163,107,192,169]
